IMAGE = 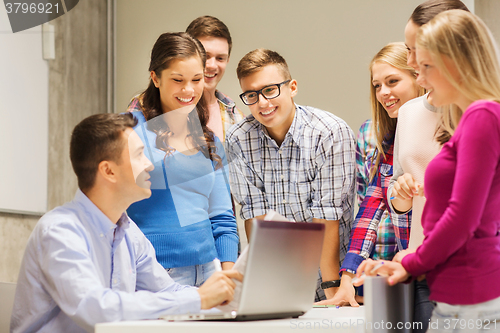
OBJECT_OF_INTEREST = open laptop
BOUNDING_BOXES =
[163,219,325,321]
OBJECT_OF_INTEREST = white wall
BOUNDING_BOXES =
[0,0,108,282]
[115,0,431,133]
[462,0,475,13]
[0,6,48,215]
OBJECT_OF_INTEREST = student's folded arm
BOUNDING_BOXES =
[38,221,200,330]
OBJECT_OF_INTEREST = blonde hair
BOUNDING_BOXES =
[368,42,424,181]
[237,48,291,81]
[417,10,500,137]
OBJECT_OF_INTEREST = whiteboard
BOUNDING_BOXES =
[0,6,48,215]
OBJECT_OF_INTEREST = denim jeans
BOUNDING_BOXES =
[414,279,435,333]
[166,261,217,287]
[428,295,500,333]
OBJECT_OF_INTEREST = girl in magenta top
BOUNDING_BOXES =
[356,10,500,330]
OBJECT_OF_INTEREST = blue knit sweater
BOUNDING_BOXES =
[127,109,239,268]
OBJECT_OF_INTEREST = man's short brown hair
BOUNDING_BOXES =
[186,16,233,55]
[70,113,137,191]
[236,48,291,81]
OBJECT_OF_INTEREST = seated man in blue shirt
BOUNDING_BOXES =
[225,49,356,301]
[11,113,242,333]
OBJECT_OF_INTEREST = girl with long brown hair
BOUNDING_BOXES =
[126,32,238,287]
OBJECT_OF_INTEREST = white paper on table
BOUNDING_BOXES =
[216,245,249,311]
[264,209,293,222]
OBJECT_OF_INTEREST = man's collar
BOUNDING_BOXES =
[215,90,235,108]
[74,189,129,237]
[258,104,302,146]
[288,104,303,145]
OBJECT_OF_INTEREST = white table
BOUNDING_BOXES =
[95,307,366,333]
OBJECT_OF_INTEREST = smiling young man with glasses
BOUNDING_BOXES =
[225,48,356,301]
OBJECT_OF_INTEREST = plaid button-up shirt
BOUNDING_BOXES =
[355,120,398,261]
[216,90,245,140]
[226,104,356,261]
[341,135,411,275]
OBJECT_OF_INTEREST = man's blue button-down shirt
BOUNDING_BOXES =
[11,189,200,333]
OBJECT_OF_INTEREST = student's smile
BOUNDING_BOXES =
[197,36,229,94]
[259,106,278,117]
[175,96,196,105]
[150,56,205,113]
[372,61,418,118]
[384,99,399,110]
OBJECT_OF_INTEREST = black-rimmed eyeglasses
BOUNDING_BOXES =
[239,80,291,106]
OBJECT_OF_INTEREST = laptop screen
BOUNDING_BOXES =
[237,220,325,316]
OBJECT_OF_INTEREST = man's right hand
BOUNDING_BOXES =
[315,272,359,307]
[197,270,243,309]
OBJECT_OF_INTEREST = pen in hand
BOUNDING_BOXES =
[213,258,230,306]
[213,258,222,272]
[351,262,386,284]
